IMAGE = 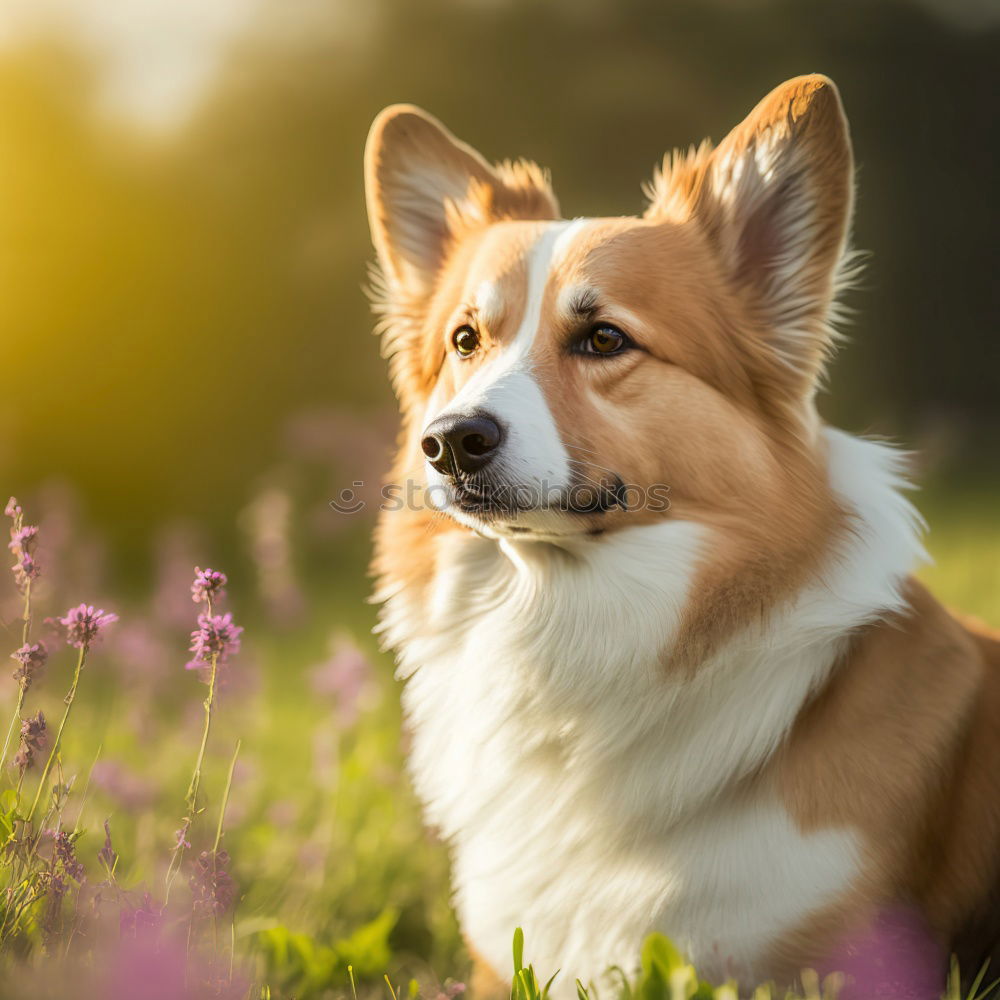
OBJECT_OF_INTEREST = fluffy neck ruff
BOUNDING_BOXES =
[376,427,926,835]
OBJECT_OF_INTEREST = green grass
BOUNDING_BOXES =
[918,485,1000,624]
[0,482,996,998]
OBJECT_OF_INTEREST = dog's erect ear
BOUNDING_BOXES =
[365,105,559,293]
[647,75,855,397]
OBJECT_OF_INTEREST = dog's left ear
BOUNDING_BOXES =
[648,75,854,398]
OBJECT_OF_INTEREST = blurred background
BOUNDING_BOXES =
[1,0,998,575]
[0,1,997,994]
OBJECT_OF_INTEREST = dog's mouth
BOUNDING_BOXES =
[447,472,628,521]
[450,482,506,516]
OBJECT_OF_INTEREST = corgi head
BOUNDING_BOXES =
[365,76,854,544]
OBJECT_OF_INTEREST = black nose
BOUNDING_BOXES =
[421,414,502,476]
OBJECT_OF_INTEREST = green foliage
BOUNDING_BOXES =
[635,933,716,1000]
[510,927,560,1000]
[0,790,17,843]
[256,907,398,997]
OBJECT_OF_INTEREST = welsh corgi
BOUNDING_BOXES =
[363,76,1000,996]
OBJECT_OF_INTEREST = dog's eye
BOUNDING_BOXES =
[581,324,627,356]
[452,325,480,358]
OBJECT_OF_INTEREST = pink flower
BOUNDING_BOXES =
[153,524,205,629]
[190,850,237,917]
[11,642,47,690]
[59,603,118,648]
[190,567,227,605]
[309,633,373,727]
[111,620,171,683]
[186,612,242,675]
[91,760,156,810]
[118,892,162,941]
[12,711,46,772]
[8,524,38,555]
[51,829,85,882]
[98,819,118,872]
[7,505,41,592]
[12,552,40,590]
[821,905,943,1000]
[103,935,200,1000]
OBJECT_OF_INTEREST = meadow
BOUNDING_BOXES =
[0,0,995,995]
[0,471,996,1000]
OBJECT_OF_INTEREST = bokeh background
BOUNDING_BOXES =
[0,1,997,995]
[2,0,999,572]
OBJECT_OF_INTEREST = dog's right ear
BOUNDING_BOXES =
[365,106,558,294]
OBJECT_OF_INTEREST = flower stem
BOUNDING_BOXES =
[210,739,240,970]
[0,688,26,775]
[164,648,219,903]
[213,739,240,855]
[20,578,31,645]
[0,580,33,769]
[26,644,86,826]
[187,655,219,822]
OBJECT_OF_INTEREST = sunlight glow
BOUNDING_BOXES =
[0,0,266,129]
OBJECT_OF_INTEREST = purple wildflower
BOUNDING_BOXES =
[190,850,237,917]
[243,489,305,622]
[39,830,83,946]
[186,612,242,674]
[266,799,298,829]
[91,760,156,810]
[39,870,67,947]
[12,711,46,772]
[11,552,39,591]
[434,983,467,1000]
[110,620,171,685]
[51,830,85,882]
[174,825,191,851]
[309,633,373,727]
[8,524,38,555]
[98,819,118,873]
[11,642,47,690]
[191,566,227,605]
[7,501,41,592]
[59,603,118,649]
[119,892,162,941]
[153,524,205,628]
[822,905,944,1000]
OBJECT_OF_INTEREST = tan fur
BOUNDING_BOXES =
[645,76,855,401]
[765,579,1000,977]
[466,944,506,1000]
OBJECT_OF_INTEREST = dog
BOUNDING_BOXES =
[363,75,1000,996]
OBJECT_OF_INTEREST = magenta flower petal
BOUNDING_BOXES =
[186,612,242,673]
[11,642,47,690]
[59,603,118,648]
[190,566,228,605]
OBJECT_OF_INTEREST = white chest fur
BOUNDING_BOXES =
[377,431,924,992]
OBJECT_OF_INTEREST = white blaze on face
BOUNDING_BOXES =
[424,220,591,517]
